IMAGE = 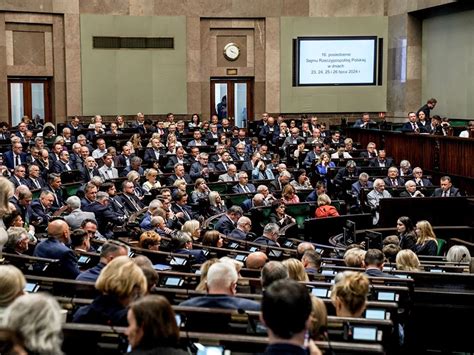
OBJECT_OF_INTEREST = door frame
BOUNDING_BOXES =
[7,77,52,126]
[210,77,254,123]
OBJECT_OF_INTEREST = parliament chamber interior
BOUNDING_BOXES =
[1,0,474,354]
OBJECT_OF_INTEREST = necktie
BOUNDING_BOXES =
[34,179,40,189]
[65,163,71,171]
[442,191,446,197]
[15,155,20,167]
[244,185,250,193]
[223,163,227,171]
[128,195,140,211]
[392,179,397,186]
[180,205,190,220]
[108,169,113,178]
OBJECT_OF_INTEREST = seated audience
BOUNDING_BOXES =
[290,169,312,190]
[400,180,425,198]
[73,256,147,326]
[171,231,206,264]
[214,206,242,236]
[302,250,322,274]
[314,193,339,218]
[180,262,260,311]
[195,259,220,292]
[190,178,209,204]
[4,293,63,355]
[228,216,252,240]
[433,176,461,197]
[414,220,438,256]
[207,191,227,216]
[254,223,280,247]
[296,241,315,258]
[281,184,300,204]
[396,249,421,271]
[309,295,328,341]
[4,227,29,255]
[261,279,321,354]
[331,271,369,318]
[367,178,392,225]
[364,248,396,278]
[125,295,187,354]
[343,247,366,268]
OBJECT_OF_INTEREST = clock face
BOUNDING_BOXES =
[224,43,240,61]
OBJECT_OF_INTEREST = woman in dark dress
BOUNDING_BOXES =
[414,220,438,256]
[268,200,295,228]
[396,216,417,251]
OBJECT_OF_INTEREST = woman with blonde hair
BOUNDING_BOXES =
[331,271,369,317]
[396,249,421,271]
[190,178,209,204]
[127,170,145,199]
[414,220,438,256]
[208,191,227,216]
[181,220,201,241]
[138,231,161,251]
[282,258,309,282]
[195,258,220,292]
[315,193,340,218]
[309,295,328,340]
[173,179,187,194]
[0,265,25,322]
[0,177,14,258]
[128,133,142,152]
[142,168,161,193]
[73,256,147,326]
[343,248,366,268]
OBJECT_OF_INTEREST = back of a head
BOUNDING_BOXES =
[297,242,315,257]
[246,251,268,270]
[331,271,369,317]
[262,279,312,339]
[0,265,25,308]
[261,261,288,289]
[395,249,420,271]
[4,293,63,355]
[382,244,401,263]
[206,262,238,294]
[129,295,179,349]
[310,295,328,340]
[302,250,322,270]
[100,240,128,260]
[364,248,385,268]
[446,245,471,263]
[344,248,366,268]
[282,258,309,282]
[95,256,147,301]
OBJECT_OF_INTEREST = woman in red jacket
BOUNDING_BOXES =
[315,193,340,218]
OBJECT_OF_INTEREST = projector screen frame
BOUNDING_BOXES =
[295,35,378,87]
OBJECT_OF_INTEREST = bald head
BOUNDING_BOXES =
[47,219,70,243]
[246,252,268,270]
[297,242,315,258]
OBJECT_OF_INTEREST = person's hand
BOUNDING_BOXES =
[307,339,322,355]
[175,212,184,219]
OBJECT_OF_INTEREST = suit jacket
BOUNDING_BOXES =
[81,167,101,182]
[118,193,145,214]
[165,155,188,171]
[30,200,51,227]
[33,237,80,279]
[83,202,124,236]
[232,152,250,162]
[9,196,31,223]
[9,175,27,188]
[3,150,27,170]
[43,185,65,211]
[401,122,419,133]
[383,177,405,187]
[189,162,214,180]
[351,181,374,197]
[359,151,378,159]
[143,148,164,163]
[166,173,192,186]
[218,173,237,182]
[253,236,278,247]
[228,228,247,240]
[412,178,433,187]
[369,158,394,168]
[365,268,397,278]
[353,118,376,129]
[433,187,461,197]
[240,160,256,171]
[214,214,236,235]
[174,249,207,265]
[334,167,361,186]
[63,209,97,230]
[259,125,279,144]
[26,176,46,190]
[213,161,231,172]
[98,165,119,180]
[232,183,256,194]
[119,166,144,177]
[303,151,320,168]
[52,159,74,174]
[170,203,194,227]
[115,154,134,168]
[179,294,260,311]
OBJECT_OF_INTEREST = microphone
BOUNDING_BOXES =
[457,254,467,267]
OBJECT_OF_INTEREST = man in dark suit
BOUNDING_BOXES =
[9,185,32,224]
[66,116,84,136]
[30,190,55,228]
[333,160,361,187]
[118,180,145,214]
[232,129,250,148]
[364,249,397,278]
[232,172,256,194]
[83,192,125,238]
[241,193,265,213]
[433,176,461,197]
[165,147,187,172]
[115,145,134,167]
[179,262,260,310]
[213,151,232,172]
[9,165,28,188]
[401,112,420,133]
[359,142,378,159]
[269,171,291,193]
[44,173,65,211]
[48,143,63,164]
[33,219,80,279]
[232,143,249,162]
[144,137,164,163]
[253,223,280,247]
[189,153,214,181]
[3,142,27,170]
[353,113,376,129]
[166,163,192,186]
[80,156,100,183]
[351,173,374,198]
[399,180,425,198]
[171,231,207,265]
[383,167,404,187]
[303,144,322,169]
[228,216,252,240]
[119,156,144,177]
[369,150,394,168]
[170,191,194,228]
[259,116,279,146]
[411,167,433,187]
[52,150,74,174]
[214,206,243,236]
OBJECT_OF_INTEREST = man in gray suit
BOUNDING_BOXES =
[98,153,118,181]
[63,196,97,230]
[218,164,238,182]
